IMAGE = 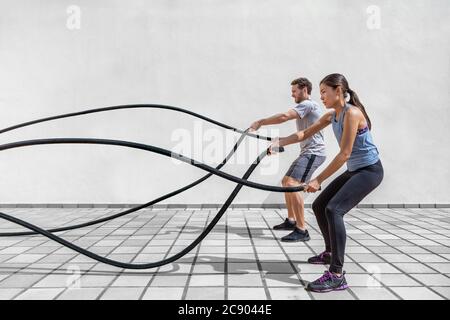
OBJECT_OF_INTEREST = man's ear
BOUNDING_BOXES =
[302,87,308,95]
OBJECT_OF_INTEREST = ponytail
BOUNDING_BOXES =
[347,88,372,130]
[321,73,373,130]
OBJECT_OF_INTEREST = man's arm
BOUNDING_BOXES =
[249,109,298,131]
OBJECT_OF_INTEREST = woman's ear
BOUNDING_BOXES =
[336,86,345,98]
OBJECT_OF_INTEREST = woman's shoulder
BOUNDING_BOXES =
[345,104,363,117]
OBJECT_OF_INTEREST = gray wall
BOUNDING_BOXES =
[0,0,449,205]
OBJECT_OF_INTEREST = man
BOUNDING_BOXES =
[249,77,326,242]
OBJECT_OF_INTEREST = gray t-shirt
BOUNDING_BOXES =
[293,99,326,156]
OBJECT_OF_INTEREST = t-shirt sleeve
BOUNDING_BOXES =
[293,101,313,119]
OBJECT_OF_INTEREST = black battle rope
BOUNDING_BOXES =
[0,138,301,193]
[0,105,305,269]
[0,104,272,141]
[0,130,249,237]
[0,104,274,236]
[0,144,296,269]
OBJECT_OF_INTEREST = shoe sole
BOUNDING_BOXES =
[307,284,349,293]
[307,260,330,265]
[273,227,296,231]
[281,237,311,242]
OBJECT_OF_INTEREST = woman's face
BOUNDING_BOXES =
[320,83,341,109]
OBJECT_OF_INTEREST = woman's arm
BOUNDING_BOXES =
[273,111,333,149]
[306,108,360,192]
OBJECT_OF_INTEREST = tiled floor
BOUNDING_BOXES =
[0,207,449,300]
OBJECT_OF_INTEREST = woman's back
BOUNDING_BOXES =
[331,104,379,172]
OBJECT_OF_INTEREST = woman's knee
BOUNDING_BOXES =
[325,205,336,218]
[325,203,344,219]
[312,198,325,216]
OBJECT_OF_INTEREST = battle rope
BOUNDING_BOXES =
[0,104,304,269]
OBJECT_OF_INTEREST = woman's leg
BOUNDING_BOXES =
[326,161,384,274]
[312,170,354,252]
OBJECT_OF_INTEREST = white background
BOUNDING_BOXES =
[0,0,449,205]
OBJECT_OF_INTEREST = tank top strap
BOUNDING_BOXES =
[334,103,350,126]
[342,103,350,119]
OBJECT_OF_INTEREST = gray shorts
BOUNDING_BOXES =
[285,154,326,183]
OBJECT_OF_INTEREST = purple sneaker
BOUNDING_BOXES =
[307,251,331,265]
[306,271,349,293]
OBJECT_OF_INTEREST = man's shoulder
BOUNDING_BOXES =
[303,99,324,115]
[294,99,324,119]
[294,99,313,113]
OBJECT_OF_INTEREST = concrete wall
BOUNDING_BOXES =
[0,0,449,205]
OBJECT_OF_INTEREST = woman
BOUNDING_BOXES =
[268,73,384,293]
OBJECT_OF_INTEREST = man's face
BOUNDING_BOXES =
[291,85,307,104]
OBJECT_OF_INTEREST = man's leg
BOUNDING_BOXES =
[279,154,326,241]
[280,176,310,242]
[283,176,306,230]
[273,154,314,232]
[272,176,297,230]
[282,176,296,222]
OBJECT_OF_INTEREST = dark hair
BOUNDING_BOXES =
[291,77,312,95]
[320,73,372,130]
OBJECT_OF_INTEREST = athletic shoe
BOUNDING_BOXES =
[306,271,348,292]
[307,251,332,265]
[281,228,310,242]
[273,218,296,231]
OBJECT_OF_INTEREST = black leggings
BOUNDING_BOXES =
[312,160,384,274]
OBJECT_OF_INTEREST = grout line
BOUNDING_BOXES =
[93,209,167,300]
[1,208,109,300]
[305,215,404,299]
[274,209,362,300]
[365,209,450,263]
[181,210,214,300]
[374,210,450,257]
[260,210,316,300]
[53,208,153,300]
[138,209,197,300]
[344,209,448,299]
[2,204,450,209]
[224,213,229,300]
[243,215,273,300]
[0,207,448,300]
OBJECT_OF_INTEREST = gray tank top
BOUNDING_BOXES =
[332,103,379,171]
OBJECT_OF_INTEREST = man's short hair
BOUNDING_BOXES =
[291,77,312,94]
